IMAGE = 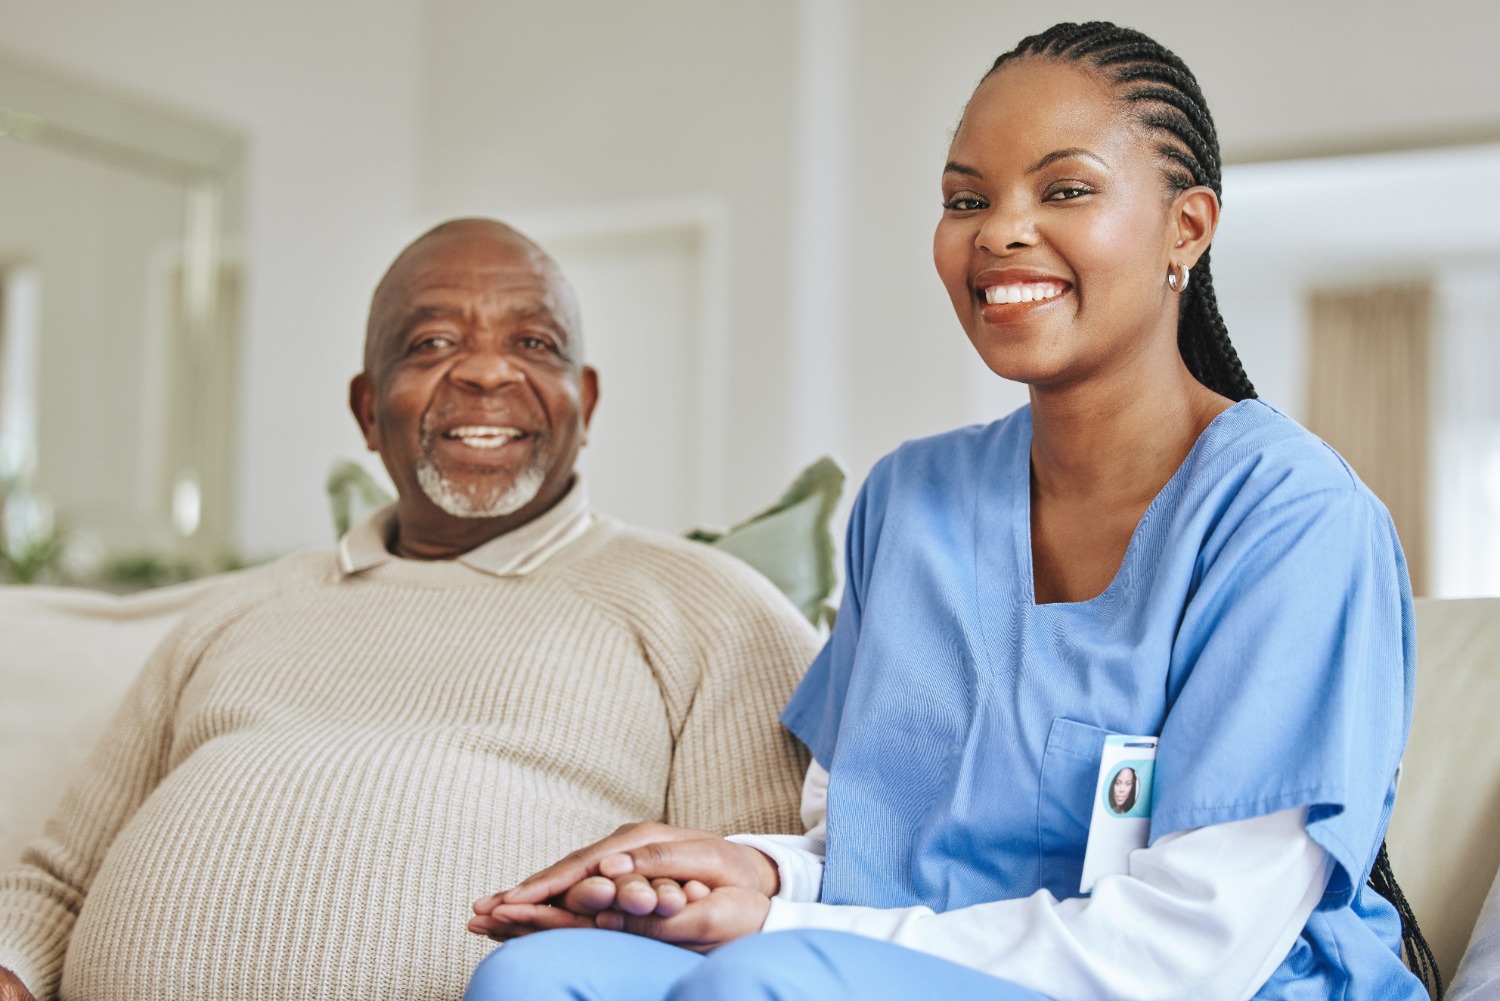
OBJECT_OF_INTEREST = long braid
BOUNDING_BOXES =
[1185,247,1256,401]
[988,22,1257,401]
[1370,843,1445,999]
[987,22,1441,994]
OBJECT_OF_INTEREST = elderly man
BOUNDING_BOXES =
[0,219,817,1001]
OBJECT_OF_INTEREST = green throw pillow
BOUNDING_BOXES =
[686,457,844,627]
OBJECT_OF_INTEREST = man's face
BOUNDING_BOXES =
[351,224,598,556]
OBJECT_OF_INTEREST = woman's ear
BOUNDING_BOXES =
[1170,185,1220,269]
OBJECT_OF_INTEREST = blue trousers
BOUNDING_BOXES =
[464,928,1053,1001]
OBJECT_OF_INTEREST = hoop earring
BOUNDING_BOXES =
[1167,263,1191,294]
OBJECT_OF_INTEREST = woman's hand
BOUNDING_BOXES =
[468,874,711,943]
[591,837,781,908]
[468,822,716,940]
[586,838,780,950]
[479,838,781,950]
[468,826,782,950]
[594,883,772,952]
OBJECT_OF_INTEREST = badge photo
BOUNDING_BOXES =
[1079,735,1158,893]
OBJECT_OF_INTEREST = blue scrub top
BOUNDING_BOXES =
[782,399,1422,999]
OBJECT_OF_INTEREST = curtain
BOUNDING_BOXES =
[1305,281,1432,595]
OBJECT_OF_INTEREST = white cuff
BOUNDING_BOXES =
[726,833,826,904]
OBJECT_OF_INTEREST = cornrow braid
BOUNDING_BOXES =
[987,22,1257,402]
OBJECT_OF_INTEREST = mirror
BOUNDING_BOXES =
[0,52,243,583]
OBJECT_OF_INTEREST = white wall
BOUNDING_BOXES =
[4,0,1500,559]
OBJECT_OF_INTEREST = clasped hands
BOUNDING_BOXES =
[469,823,780,952]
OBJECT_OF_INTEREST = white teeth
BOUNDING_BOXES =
[983,282,1065,305]
[445,425,521,449]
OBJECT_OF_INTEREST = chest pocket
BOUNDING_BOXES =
[1037,717,1111,899]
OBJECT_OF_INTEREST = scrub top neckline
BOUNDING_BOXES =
[1013,399,1257,609]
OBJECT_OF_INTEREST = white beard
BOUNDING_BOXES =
[415,458,546,518]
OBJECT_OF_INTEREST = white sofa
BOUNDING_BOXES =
[2,583,1496,989]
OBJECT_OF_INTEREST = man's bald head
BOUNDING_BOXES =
[364,218,583,375]
[350,217,599,559]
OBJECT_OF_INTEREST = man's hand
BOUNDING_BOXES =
[593,884,772,952]
[469,876,714,943]
[0,967,37,1001]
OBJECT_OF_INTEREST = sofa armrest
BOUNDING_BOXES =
[0,577,223,863]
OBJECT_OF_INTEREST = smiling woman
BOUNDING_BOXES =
[463,21,1432,1001]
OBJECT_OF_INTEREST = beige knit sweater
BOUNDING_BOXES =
[0,517,817,1000]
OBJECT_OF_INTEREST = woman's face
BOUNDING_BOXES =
[1112,768,1136,807]
[933,58,1185,390]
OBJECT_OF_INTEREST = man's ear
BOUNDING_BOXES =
[349,373,380,452]
[1170,185,1220,270]
[578,366,600,445]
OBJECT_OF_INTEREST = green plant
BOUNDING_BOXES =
[327,460,394,538]
[96,551,250,590]
[0,475,66,584]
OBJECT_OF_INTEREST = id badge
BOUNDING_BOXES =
[1079,735,1157,893]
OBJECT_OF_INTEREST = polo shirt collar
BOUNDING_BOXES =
[337,474,592,578]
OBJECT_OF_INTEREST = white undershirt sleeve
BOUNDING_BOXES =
[726,760,829,903]
[731,761,1331,1001]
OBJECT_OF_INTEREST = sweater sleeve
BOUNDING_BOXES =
[648,551,819,837]
[0,606,215,999]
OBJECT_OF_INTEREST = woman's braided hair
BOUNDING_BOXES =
[987,22,1257,402]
